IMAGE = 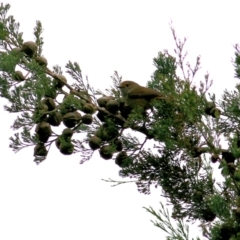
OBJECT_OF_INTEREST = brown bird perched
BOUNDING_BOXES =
[118,80,165,109]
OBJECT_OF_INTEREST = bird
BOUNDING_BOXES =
[118,80,165,109]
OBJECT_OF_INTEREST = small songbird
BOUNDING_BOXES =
[118,80,164,109]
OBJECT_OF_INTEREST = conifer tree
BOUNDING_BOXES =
[1,3,240,239]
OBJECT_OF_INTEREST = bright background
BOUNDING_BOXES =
[1,1,240,240]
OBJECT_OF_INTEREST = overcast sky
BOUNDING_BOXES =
[1,1,240,240]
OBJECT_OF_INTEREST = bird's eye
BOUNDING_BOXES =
[126,84,129,87]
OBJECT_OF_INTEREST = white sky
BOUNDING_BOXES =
[1,1,240,240]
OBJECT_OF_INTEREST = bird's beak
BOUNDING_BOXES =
[117,85,122,88]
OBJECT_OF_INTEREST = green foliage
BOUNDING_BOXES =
[234,45,240,79]
[207,194,230,219]
[144,202,201,240]
[2,3,240,240]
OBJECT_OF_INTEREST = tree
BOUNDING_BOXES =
[1,2,240,239]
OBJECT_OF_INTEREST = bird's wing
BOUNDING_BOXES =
[128,87,162,98]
